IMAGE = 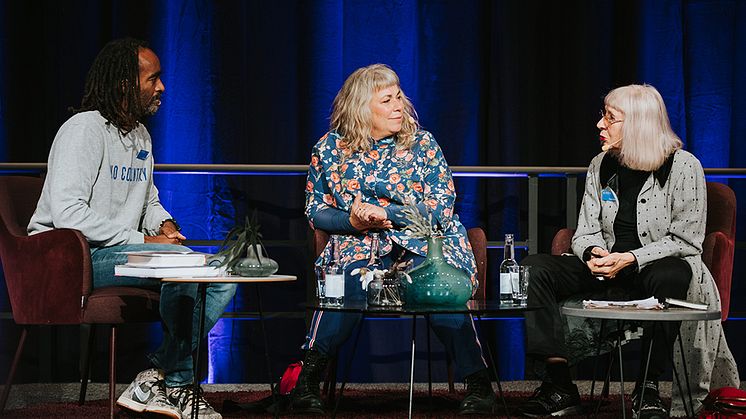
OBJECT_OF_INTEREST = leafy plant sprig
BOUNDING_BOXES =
[213,210,266,270]
[401,202,443,239]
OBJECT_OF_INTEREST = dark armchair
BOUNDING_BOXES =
[0,176,161,418]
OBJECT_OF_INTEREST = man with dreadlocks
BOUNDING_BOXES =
[28,38,235,419]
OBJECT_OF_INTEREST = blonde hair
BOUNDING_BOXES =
[329,64,419,154]
[605,84,682,171]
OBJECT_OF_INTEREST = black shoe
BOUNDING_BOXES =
[458,369,497,415]
[631,381,669,419]
[518,382,582,417]
[289,350,329,415]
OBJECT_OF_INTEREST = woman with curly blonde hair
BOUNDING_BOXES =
[291,64,495,415]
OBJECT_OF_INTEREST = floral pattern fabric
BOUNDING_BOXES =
[305,129,477,288]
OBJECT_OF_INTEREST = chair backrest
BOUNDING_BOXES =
[312,227,488,301]
[466,227,488,302]
[0,176,43,237]
[0,176,91,324]
[550,181,736,320]
[702,182,736,320]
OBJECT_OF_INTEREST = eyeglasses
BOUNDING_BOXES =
[600,109,624,126]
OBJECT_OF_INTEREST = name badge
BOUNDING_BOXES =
[136,150,150,160]
[601,187,617,202]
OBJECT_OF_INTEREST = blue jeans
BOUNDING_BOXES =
[91,243,237,387]
[303,247,487,377]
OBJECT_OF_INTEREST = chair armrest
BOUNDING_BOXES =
[467,227,487,302]
[702,231,733,321]
[313,229,330,258]
[551,228,576,256]
[4,228,91,324]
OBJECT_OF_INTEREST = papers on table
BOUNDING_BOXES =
[582,296,710,311]
[582,296,663,310]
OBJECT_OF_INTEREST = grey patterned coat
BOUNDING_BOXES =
[572,149,739,415]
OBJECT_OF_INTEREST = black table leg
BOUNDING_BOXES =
[638,323,655,417]
[616,320,626,419]
[590,319,606,402]
[591,319,606,417]
[332,313,366,419]
[253,286,280,419]
[672,330,693,418]
[192,283,207,419]
[425,314,433,403]
[407,315,417,419]
[475,313,508,418]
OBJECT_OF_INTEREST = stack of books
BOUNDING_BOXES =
[114,251,223,278]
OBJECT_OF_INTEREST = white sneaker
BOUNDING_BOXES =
[116,368,181,418]
[168,385,222,419]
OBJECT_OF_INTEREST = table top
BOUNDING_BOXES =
[306,300,535,315]
[161,274,297,283]
[561,304,720,321]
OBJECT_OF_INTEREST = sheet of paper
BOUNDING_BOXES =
[582,296,663,310]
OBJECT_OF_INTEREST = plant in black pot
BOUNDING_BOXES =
[213,211,278,277]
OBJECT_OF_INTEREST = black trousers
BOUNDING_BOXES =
[523,253,691,381]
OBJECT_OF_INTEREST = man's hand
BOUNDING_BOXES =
[144,234,183,244]
[350,193,392,232]
[160,220,186,242]
[588,251,636,279]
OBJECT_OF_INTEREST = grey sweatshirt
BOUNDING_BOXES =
[28,111,172,247]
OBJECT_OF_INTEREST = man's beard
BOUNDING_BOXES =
[142,93,162,116]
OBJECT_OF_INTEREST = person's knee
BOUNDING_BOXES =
[522,253,553,267]
[211,282,238,296]
[522,254,555,290]
[161,281,198,297]
[645,257,691,296]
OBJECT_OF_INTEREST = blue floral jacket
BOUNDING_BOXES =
[305,129,477,288]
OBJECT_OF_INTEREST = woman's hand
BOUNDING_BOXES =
[350,193,392,232]
[352,192,387,222]
[584,246,609,271]
[588,251,636,279]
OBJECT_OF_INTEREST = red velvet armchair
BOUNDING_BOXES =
[551,181,736,321]
[0,176,161,418]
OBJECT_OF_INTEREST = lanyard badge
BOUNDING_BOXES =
[601,173,618,202]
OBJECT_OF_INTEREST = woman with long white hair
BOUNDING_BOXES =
[519,84,739,418]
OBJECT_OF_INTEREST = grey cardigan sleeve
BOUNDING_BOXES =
[571,153,608,258]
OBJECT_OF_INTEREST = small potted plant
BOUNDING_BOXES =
[213,210,278,277]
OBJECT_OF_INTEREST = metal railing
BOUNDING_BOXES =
[3,163,746,320]
[3,163,745,254]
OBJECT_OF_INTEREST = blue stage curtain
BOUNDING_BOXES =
[1,0,745,383]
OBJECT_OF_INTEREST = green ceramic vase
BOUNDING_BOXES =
[405,236,472,306]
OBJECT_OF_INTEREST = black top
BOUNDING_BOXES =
[612,161,649,253]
